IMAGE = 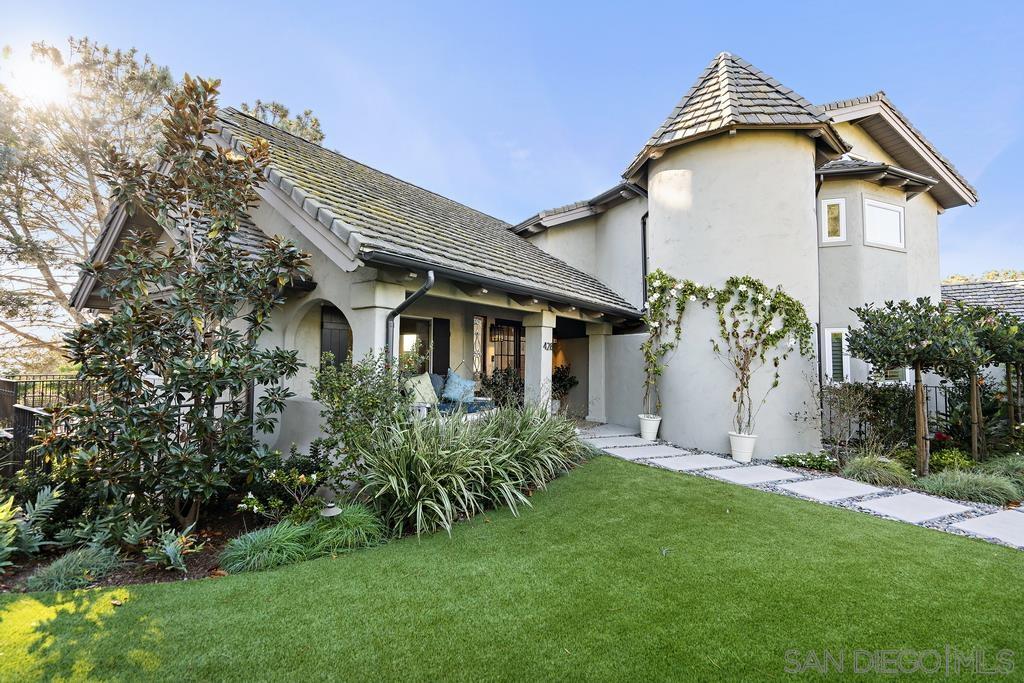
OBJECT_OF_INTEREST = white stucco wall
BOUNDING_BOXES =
[528,196,648,309]
[642,130,822,456]
[818,122,943,383]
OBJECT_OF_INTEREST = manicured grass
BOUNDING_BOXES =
[2,456,1023,681]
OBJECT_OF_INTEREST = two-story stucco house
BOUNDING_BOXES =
[72,52,977,457]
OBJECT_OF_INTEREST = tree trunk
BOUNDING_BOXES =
[969,370,980,460]
[914,363,929,476]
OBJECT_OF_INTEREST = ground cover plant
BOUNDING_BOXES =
[841,455,913,488]
[2,457,1024,681]
[916,470,1021,506]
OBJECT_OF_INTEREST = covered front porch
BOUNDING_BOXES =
[271,266,626,450]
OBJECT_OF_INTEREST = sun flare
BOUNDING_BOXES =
[1,52,69,107]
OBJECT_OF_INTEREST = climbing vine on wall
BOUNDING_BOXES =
[641,270,814,434]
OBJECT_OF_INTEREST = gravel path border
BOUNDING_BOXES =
[578,426,1023,551]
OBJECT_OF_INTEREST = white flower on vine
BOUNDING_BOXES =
[650,293,660,302]
[686,294,695,302]
[738,284,748,292]
[706,292,715,300]
[650,321,660,328]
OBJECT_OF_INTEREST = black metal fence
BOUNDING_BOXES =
[0,375,256,479]
[821,382,952,446]
[0,374,84,477]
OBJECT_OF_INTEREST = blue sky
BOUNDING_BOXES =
[3,0,1021,276]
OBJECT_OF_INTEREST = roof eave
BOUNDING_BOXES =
[825,97,978,208]
[360,248,641,319]
[623,122,849,180]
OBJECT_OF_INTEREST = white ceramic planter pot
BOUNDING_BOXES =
[728,432,758,463]
[638,414,662,441]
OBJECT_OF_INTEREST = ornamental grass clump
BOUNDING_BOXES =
[916,470,1021,506]
[841,456,912,488]
[309,504,386,556]
[357,406,587,536]
[219,521,311,574]
[976,454,1024,491]
[26,546,120,592]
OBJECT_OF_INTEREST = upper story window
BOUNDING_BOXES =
[863,198,905,249]
[820,198,846,242]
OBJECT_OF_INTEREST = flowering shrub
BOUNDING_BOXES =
[239,443,338,523]
[641,271,814,434]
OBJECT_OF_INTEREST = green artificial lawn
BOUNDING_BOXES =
[2,456,1023,681]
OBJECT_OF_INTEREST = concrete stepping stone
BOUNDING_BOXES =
[584,435,651,448]
[857,492,971,523]
[655,453,739,472]
[579,424,636,438]
[709,465,803,485]
[604,444,685,461]
[778,477,883,502]
[952,511,1024,547]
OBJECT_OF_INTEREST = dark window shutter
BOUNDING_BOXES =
[432,318,450,374]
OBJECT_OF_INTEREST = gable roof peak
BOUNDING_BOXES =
[623,52,847,178]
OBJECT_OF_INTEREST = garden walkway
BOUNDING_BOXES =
[580,424,1024,550]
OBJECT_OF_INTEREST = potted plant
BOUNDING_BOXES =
[550,364,578,414]
[640,270,712,441]
[710,277,813,462]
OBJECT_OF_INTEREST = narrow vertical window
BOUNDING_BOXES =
[820,198,846,243]
[472,315,486,379]
[823,328,849,382]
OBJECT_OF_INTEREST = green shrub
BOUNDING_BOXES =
[358,406,586,536]
[219,521,311,574]
[842,456,912,488]
[143,525,203,572]
[894,447,972,474]
[976,455,1024,490]
[309,504,385,555]
[916,470,1020,506]
[26,546,120,592]
[774,452,837,472]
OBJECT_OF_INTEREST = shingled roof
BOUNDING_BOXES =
[942,280,1024,322]
[624,52,847,177]
[214,108,637,316]
[821,92,977,209]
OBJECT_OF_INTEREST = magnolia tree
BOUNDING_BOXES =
[847,299,978,475]
[40,75,310,528]
[641,271,814,434]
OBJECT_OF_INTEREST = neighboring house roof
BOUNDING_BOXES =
[624,52,848,178]
[821,92,977,209]
[942,280,1024,322]
[511,182,646,236]
[213,109,638,316]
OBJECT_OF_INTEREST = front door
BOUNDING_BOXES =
[491,319,524,378]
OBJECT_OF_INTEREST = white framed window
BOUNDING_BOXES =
[820,198,846,243]
[863,197,905,249]
[823,328,850,382]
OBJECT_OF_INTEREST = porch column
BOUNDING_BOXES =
[523,311,556,410]
[349,280,406,359]
[586,322,611,423]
